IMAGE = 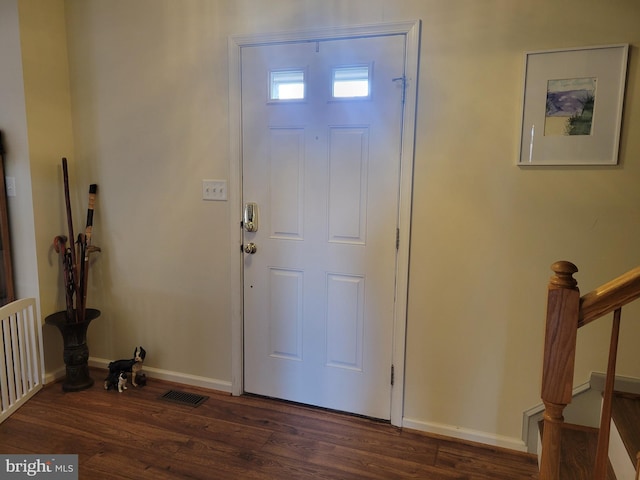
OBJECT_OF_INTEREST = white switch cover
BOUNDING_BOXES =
[202,179,227,201]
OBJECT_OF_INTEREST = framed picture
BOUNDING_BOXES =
[518,44,628,166]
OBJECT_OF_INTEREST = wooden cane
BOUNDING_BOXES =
[53,235,74,322]
[77,184,98,323]
[61,158,78,322]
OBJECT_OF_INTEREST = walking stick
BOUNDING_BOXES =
[53,235,74,322]
[61,158,78,322]
[77,184,98,323]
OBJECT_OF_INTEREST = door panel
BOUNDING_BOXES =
[269,128,304,239]
[268,267,303,361]
[326,273,365,371]
[328,127,369,243]
[242,34,404,419]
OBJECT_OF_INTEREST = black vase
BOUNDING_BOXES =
[45,308,100,392]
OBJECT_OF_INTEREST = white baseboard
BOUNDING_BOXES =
[89,357,233,393]
[44,366,66,385]
[402,417,528,452]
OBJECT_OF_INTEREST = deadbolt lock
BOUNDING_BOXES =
[243,202,258,232]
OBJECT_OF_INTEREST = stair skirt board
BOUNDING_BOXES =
[610,417,636,480]
[591,373,640,396]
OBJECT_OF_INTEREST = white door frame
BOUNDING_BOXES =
[227,20,420,427]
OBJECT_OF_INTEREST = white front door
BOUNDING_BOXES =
[241,34,405,419]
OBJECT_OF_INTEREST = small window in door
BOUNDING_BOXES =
[332,65,370,99]
[270,69,305,101]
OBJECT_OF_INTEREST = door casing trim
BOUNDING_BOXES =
[228,20,421,427]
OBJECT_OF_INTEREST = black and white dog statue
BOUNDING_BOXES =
[105,371,128,392]
[104,346,146,389]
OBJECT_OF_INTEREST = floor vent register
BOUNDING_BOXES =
[159,390,209,407]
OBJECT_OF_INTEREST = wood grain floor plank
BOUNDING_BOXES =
[262,431,461,480]
[436,443,538,479]
[0,369,539,479]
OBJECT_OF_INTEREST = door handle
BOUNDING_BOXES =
[244,242,257,254]
[243,202,258,232]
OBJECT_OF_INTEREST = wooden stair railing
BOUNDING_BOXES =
[539,261,640,480]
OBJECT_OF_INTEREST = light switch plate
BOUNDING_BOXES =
[202,179,227,201]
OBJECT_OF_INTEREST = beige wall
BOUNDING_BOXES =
[10,0,640,449]
[0,0,72,368]
[16,0,77,369]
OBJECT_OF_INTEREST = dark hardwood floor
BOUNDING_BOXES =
[0,369,539,479]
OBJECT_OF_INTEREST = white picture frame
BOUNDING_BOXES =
[518,44,628,166]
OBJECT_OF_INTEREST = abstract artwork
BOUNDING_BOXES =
[518,44,628,165]
[544,77,597,136]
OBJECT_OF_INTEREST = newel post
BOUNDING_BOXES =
[539,261,580,480]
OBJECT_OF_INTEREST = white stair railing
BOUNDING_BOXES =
[0,298,43,423]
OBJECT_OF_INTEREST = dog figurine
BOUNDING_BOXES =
[104,346,146,389]
[104,371,127,392]
[117,372,128,392]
